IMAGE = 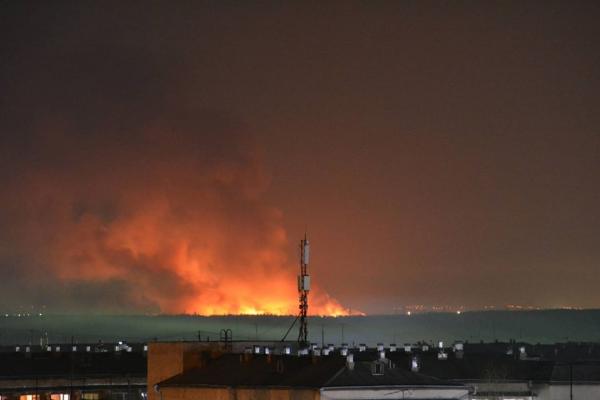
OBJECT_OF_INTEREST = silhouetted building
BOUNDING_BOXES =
[0,348,146,400]
[148,342,469,400]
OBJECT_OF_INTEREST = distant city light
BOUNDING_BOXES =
[407,311,411,316]
[456,310,461,314]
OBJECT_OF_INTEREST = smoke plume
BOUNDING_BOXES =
[0,3,346,315]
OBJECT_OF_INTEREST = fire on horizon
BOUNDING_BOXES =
[0,1,599,315]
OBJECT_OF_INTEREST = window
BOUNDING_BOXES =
[50,394,70,400]
[20,395,40,400]
[82,394,100,400]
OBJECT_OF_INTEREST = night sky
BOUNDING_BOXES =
[1,1,599,314]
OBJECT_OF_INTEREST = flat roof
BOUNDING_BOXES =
[158,354,465,389]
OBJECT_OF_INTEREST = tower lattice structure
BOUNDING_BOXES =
[298,234,310,345]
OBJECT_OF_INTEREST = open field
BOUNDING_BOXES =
[1,310,600,346]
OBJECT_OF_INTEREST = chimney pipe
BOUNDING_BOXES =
[411,356,419,372]
[346,353,354,370]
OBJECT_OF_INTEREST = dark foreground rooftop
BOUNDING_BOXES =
[0,352,147,378]
[158,353,464,389]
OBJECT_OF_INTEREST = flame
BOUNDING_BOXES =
[0,19,357,317]
[46,195,349,316]
[0,111,351,316]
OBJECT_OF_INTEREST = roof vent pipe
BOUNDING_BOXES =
[411,356,419,372]
[298,348,309,356]
[346,354,354,370]
[519,346,527,360]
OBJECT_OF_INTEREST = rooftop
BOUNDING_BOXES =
[0,352,147,379]
[158,353,464,389]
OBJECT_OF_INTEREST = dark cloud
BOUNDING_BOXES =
[0,2,345,314]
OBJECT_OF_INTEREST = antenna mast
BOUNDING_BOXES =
[298,233,310,345]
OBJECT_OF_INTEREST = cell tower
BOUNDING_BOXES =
[298,233,310,345]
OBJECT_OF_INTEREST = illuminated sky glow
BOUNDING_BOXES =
[1,1,599,314]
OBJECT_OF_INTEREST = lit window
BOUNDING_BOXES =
[50,394,70,400]
[20,395,40,400]
[82,394,99,400]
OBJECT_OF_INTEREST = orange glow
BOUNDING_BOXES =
[4,125,352,316]
[48,196,349,316]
